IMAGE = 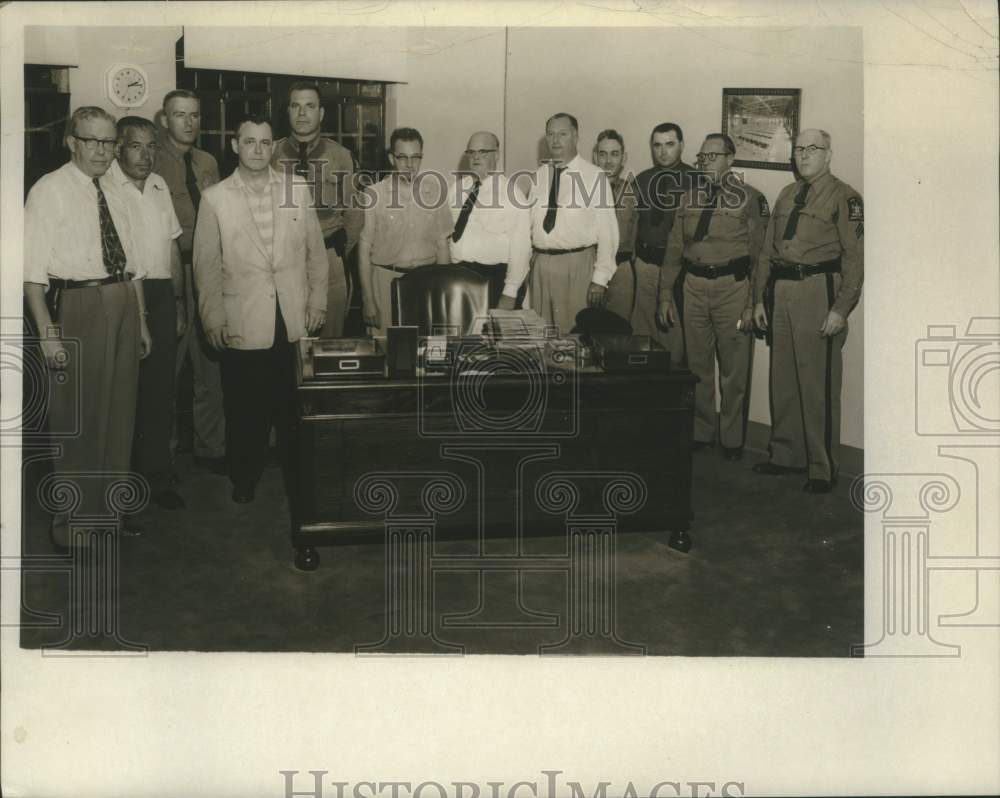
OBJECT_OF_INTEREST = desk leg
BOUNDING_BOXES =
[668,527,692,553]
[295,546,320,571]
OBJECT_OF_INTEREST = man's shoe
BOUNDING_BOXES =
[232,486,255,504]
[194,455,228,476]
[117,519,143,537]
[803,478,836,494]
[723,446,743,461]
[151,489,186,510]
[752,461,808,476]
[692,440,714,452]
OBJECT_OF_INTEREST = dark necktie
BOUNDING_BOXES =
[93,177,128,276]
[691,183,720,242]
[542,165,565,234]
[451,178,481,243]
[782,181,810,241]
[183,151,201,211]
[295,141,310,179]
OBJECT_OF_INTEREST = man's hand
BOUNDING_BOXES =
[656,298,678,329]
[586,282,607,308]
[206,326,229,351]
[819,309,845,338]
[362,302,380,330]
[305,307,327,334]
[753,302,768,331]
[176,301,188,339]
[739,307,754,335]
[496,295,517,311]
[139,317,152,360]
[40,338,69,370]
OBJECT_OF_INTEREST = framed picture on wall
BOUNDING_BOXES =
[721,88,801,171]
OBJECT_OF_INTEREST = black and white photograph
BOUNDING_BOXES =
[2,2,998,797]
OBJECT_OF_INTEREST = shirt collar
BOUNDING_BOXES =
[232,166,282,191]
[67,160,102,186]
[804,169,833,189]
[286,135,322,158]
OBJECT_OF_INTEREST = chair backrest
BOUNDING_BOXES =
[391,265,491,336]
[571,306,634,339]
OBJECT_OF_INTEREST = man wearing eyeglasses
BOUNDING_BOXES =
[657,134,768,461]
[271,81,360,337]
[23,106,152,550]
[357,127,453,336]
[750,128,864,494]
[108,116,187,511]
[447,131,531,309]
[153,89,226,477]
[593,129,639,323]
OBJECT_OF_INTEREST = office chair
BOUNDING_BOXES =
[571,306,634,339]
[391,265,491,336]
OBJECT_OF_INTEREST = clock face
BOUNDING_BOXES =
[110,66,147,108]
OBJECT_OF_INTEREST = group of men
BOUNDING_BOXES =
[23,80,862,550]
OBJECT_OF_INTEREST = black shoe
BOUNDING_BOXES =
[151,488,186,510]
[752,461,808,476]
[803,478,836,494]
[232,486,255,504]
[692,440,714,452]
[118,518,143,537]
[194,455,228,475]
[723,446,743,461]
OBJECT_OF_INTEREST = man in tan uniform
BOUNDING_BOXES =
[658,134,768,460]
[751,128,864,493]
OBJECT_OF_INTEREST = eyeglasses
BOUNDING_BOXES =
[73,135,117,152]
[465,149,498,158]
[793,145,828,156]
[695,152,729,163]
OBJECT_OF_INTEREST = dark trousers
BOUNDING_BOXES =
[132,279,177,492]
[220,304,295,492]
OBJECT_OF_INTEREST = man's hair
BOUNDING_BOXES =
[704,133,736,154]
[234,114,273,137]
[546,113,579,132]
[813,129,832,148]
[116,115,157,142]
[288,81,322,105]
[162,89,199,110]
[596,129,625,149]
[64,106,117,146]
[390,127,423,151]
[651,122,684,142]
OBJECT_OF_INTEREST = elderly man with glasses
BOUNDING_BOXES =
[750,128,864,494]
[657,133,769,461]
[446,131,531,309]
[23,106,152,551]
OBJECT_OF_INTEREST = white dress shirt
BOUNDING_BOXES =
[24,161,143,286]
[447,172,532,298]
[106,160,181,280]
[528,153,619,287]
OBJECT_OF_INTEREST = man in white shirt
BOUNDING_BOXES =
[109,116,186,510]
[528,113,619,334]
[447,131,531,309]
[23,106,151,550]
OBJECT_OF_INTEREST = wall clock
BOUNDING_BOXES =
[106,64,150,109]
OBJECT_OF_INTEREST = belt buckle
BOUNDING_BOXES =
[795,263,806,279]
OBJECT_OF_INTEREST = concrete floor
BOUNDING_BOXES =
[19,443,863,656]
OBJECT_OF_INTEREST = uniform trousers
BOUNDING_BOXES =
[220,303,296,493]
[131,278,177,492]
[632,256,685,366]
[319,246,350,338]
[768,274,846,482]
[47,280,139,546]
[175,261,226,458]
[605,259,636,324]
[530,248,595,335]
[683,273,753,447]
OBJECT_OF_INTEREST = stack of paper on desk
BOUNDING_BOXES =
[487,308,549,339]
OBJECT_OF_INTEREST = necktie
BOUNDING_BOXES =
[183,151,201,211]
[93,177,128,276]
[647,168,668,227]
[782,181,810,241]
[451,179,481,243]
[542,165,564,234]
[691,183,720,242]
[295,141,310,178]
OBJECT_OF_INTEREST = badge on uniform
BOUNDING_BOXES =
[847,196,863,221]
[758,195,771,217]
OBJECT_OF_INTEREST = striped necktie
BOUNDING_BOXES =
[93,177,128,276]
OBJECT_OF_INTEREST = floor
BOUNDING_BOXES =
[19,440,863,657]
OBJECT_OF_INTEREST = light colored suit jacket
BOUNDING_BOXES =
[193,168,328,350]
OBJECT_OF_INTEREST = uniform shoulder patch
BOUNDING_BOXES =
[758,194,771,217]
[847,195,864,222]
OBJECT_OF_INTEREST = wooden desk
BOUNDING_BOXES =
[290,339,697,570]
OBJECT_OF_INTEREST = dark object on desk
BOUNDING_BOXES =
[387,325,419,378]
[572,306,633,338]
[590,334,671,372]
[391,264,490,336]
[308,337,385,378]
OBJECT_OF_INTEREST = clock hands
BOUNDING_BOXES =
[127,81,143,88]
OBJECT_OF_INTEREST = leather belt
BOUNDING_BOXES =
[49,274,132,289]
[374,263,417,274]
[615,251,633,265]
[770,257,841,280]
[635,241,666,265]
[533,245,594,255]
[682,255,751,280]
